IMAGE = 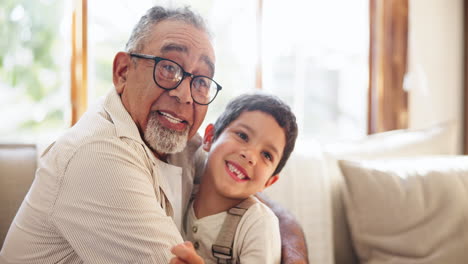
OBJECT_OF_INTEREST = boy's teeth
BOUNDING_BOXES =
[228,163,246,180]
[159,111,183,123]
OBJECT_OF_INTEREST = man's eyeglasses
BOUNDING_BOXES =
[130,53,222,105]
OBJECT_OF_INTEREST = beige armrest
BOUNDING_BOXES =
[0,144,37,248]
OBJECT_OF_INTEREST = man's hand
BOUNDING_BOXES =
[170,241,205,264]
[256,193,309,264]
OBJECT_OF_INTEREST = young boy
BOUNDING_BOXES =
[173,93,298,264]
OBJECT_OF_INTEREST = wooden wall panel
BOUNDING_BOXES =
[368,0,409,134]
[71,0,88,125]
[464,0,468,154]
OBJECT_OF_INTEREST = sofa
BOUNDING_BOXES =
[0,144,37,249]
[1,122,466,264]
[335,156,468,264]
[264,121,467,264]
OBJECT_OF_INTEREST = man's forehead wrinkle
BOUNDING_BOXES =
[160,43,188,54]
[161,30,204,49]
[158,40,215,76]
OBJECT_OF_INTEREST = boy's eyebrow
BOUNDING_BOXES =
[238,124,281,157]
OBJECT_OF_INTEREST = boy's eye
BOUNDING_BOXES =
[262,151,272,161]
[236,131,248,141]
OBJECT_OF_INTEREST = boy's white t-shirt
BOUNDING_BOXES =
[183,196,281,264]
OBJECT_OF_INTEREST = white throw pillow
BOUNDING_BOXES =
[324,121,457,264]
[339,156,468,264]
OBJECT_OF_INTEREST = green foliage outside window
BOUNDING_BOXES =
[0,0,67,142]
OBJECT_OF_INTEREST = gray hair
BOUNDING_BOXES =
[125,6,211,53]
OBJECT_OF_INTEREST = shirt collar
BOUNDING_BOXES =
[103,88,144,144]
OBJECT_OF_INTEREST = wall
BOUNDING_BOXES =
[408,0,464,153]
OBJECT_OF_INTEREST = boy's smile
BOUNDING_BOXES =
[201,110,285,202]
[225,160,250,182]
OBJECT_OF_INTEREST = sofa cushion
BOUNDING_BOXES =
[0,144,37,249]
[339,156,468,264]
[264,140,332,264]
[323,122,457,264]
[325,121,457,158]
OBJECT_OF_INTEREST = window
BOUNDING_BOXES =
[88,0,159,101]
[88,0,369,144]
[0,0,71,144]
[88,0,258,132]
[262,0,369,143]
[3,0,379,147]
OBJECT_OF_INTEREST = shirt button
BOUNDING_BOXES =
[192,226,198,233]
[194,241,200,249]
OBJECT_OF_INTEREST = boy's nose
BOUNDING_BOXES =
[240,150,256,166]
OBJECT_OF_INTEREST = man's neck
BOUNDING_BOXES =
[152,150,169,163]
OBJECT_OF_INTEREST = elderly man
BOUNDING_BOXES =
[0,6,307,264]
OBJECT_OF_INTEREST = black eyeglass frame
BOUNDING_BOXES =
[129,52,222,105]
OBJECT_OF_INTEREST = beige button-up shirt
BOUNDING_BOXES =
[0,89,204,264]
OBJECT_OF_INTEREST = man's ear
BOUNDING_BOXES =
[264,174,279,189]
[202,124,215,152]
[113,52,131,94]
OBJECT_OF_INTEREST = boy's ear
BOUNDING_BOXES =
[202,124,215,152]
[113,52,130,94]
[264,174,279,189]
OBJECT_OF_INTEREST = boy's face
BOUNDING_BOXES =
[202,110,286,200]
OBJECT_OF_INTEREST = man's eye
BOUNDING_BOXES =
[163,64,177,73]
[158,61,180,78]
[262,151,272,161]
[193,78,209,88]
[236,132,248,141]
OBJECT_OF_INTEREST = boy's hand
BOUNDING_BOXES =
[170,241,205,264]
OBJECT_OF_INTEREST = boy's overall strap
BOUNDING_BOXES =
[212,196,257,264]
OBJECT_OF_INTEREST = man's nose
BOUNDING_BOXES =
[168,78,193,104]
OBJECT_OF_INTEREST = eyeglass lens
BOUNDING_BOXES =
[154,59,217,104]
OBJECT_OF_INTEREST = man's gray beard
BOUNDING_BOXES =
[143,112,189,154]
